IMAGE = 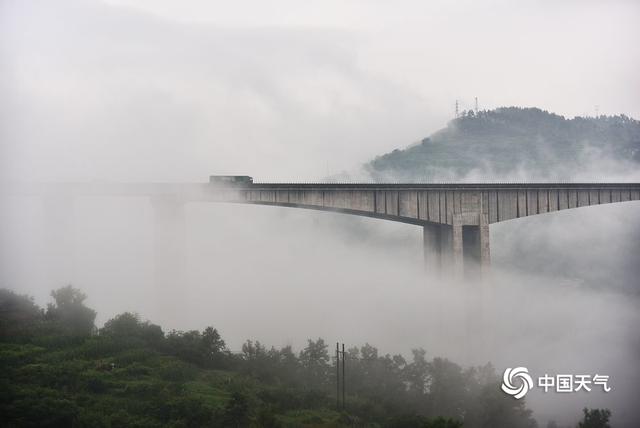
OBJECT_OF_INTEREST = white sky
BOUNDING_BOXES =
[2,0,639,182]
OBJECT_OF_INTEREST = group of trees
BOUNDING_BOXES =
[0,285,96,340]
[235,340,535,426]
[0,286,613,427]
[367,107,640,180]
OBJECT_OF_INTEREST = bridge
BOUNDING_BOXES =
[12,179,640,281]
[237,181,640,276]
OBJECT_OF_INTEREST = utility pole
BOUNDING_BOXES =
[342,343,345,410]
[336,342,346,411]
[336,343,340,410]
[455,100,459,118]
[475,97,478,113]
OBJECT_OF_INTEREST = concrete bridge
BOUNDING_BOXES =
[238,182,640,276]
[10,180,640,280]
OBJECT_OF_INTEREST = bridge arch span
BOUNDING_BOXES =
[238,183,640,277]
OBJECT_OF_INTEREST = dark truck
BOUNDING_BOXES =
[209,175,253,185]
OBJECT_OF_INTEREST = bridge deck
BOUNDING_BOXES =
[245,183,640,225]
[8,181,640,225]
[9,181,639,277]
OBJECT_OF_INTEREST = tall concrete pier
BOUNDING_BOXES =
[150,195,187,316]
[42,195,76,287]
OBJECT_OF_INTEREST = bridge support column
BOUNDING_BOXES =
[462,225,481,277]
[429,213,489,279]
[422,223,443,273]
[422,222,463,277]
[479,214,491,274]
[459,214,490,279]
[43,195,76,288]
[151,196,187,319]
[452,215,464,278]
[421,221,465,278]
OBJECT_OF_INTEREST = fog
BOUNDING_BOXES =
[2,192,639,426]
[2,0,640,427]
[2,0,640,183]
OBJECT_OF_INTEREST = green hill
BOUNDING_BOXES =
[0,286,537,428]
[367,107,640,181]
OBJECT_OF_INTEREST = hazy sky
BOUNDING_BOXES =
[2,0,639,182]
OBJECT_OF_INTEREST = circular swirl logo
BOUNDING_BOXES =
[501,367,533,399]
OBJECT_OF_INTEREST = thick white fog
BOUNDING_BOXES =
[1,0,640,426]
[2,0,640,183]
[2,195,639,426]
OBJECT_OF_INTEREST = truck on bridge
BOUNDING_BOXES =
[209,175,253,185]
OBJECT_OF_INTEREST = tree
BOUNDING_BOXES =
[241,340,274,380]
[164,327,228,368]
[427,358,466,419]
[101,312,164,345]
[404,348,430,398]
[299,338,330,388]
[472,382,536,428]
[272,344,300,385]
[202,326,226,355]
[101,312,140,336]
[385,415,463,428]
[427,417,464,428]
[464,363,536,428]
[165,329,204,364]
[0,289,43,340]
[350,344,407,406]
[578,408,611,428]
[46,285,96,336]
[220,392,250,427]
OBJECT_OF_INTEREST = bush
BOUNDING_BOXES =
[45,286,96,337]
[158,361,198,383]
[0,289,43,341]
[113,347,157,366]
[101,313,164,347]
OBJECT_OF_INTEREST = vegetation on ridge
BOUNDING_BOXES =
[0,286,610,427]
[367,107,640,180]
[0,286,532,427]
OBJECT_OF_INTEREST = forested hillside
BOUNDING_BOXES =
[0,286,539,427]
[367,108,640,180]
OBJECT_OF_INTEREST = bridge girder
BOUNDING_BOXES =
[13,181,640,281]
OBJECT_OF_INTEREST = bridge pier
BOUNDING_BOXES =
[43,195,76,288]
[422,213,490,279]
[422,223,443,272]
[452,218,464,278]
[150,195,187,318]
[479,215,491,273]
